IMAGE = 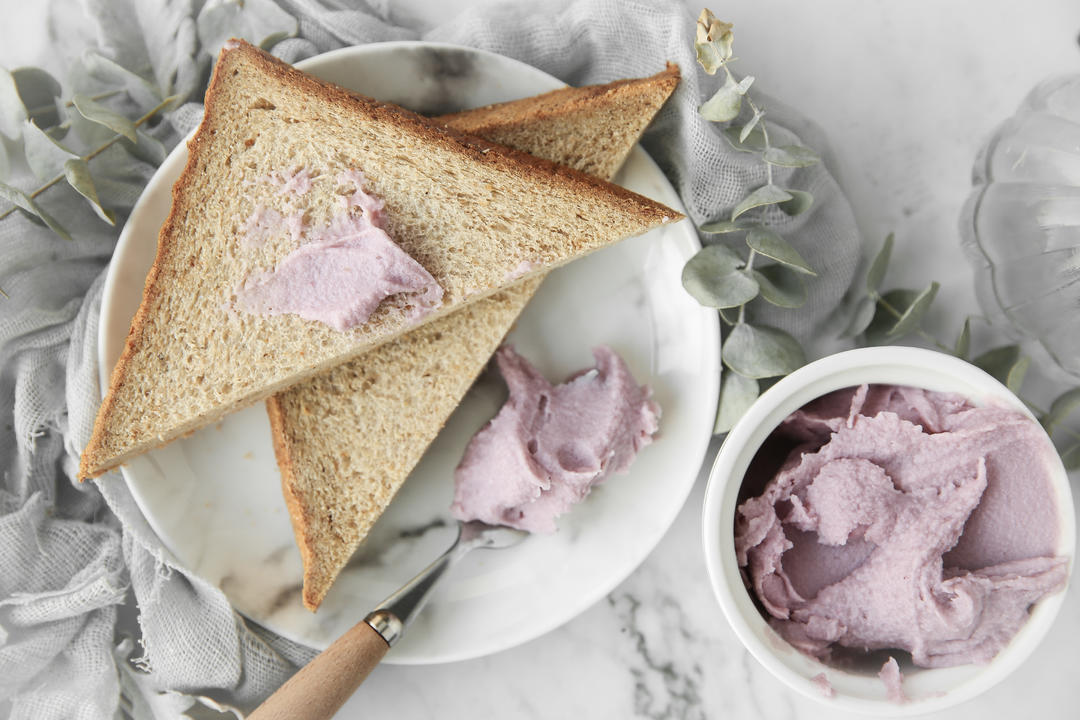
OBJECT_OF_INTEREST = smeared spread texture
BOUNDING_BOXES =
[236,169,442,330]
[736,384,1067,669]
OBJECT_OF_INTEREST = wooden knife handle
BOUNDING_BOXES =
[248,620,389,720]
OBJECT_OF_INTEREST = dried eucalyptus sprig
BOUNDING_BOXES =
[0,0,300,299]
[0,65,176,239]
[848,233,1080,469]
[0,95,176,231]
[683,9,822,433]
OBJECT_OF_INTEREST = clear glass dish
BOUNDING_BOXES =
[961,75,1080,377]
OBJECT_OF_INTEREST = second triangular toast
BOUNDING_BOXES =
[267,66,681,610]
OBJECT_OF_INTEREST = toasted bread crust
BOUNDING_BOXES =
[78,40,680,480]
[434,63,680,132]
[265,393,320,608]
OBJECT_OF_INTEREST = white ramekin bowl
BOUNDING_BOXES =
[701,346,1075,716]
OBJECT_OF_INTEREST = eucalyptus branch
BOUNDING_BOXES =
[0,94,174,223]
[689,7,1080,459]
[685,9,822,433]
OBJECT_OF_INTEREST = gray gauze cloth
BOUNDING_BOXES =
[0,0,859,716]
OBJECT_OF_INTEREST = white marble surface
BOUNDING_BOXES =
[4,0,1080,718]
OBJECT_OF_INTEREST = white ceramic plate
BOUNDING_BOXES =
[99,41,719,664]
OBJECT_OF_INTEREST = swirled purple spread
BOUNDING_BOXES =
[451,346,660,533]
[736,384,1067,670]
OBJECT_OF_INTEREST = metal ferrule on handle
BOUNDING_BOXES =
[363,524,472,646]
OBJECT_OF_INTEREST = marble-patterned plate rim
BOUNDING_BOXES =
[98,41,720,664]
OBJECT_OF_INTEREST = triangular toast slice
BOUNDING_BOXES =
[79,41,679,479]
[266,66,681,610]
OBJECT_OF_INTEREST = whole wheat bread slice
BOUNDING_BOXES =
[267,66,681,610]
[79,41,680,479]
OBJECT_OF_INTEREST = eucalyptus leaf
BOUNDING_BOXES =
[954,317,971,360]
[972,345,1022,386]
[732,184,792,220]
[0,179,35,215]
[758,376,783,394]
[723,323,806,379]
[22,120,78,181]
[693,241,743,266]
[0,68,25,139]
[867,233,894,293]
[746,227,815,275]
[696,11,734,66]
[1061,442,1080,471]
[682,245,759,308]
[1042,387,1080,432]
[763,144,820,168]
[714,32,734,60]
[1006,354,1030,394]
[778,189,813,216]
[753,264,806,308]
[695,40,724,75]
[719,307,740,326]
[864,289,917,344]
[841,296,877,337]
[44,123,69,142]
[714,371,759,434]
[699,74,753,123]
[740,108,764,143]
[120,128,167,166]
[0,137,9,180]
[0,180,72,240]
[699,219,751,234]
[66,97,119,146]
[64,158,116,224]
[723,125,766,152]
[73,94,137,142]
[82,51,162,110]
[887,281,938,338]
[12,67,62,128]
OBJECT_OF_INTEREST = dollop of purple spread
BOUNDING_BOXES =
[735,384,1067,669]
[810,672,834,699]
[235,169,442,331]
[878,657,907,704]
[451,345,660,533]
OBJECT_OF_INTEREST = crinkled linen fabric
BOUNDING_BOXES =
[0,0,859,716]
